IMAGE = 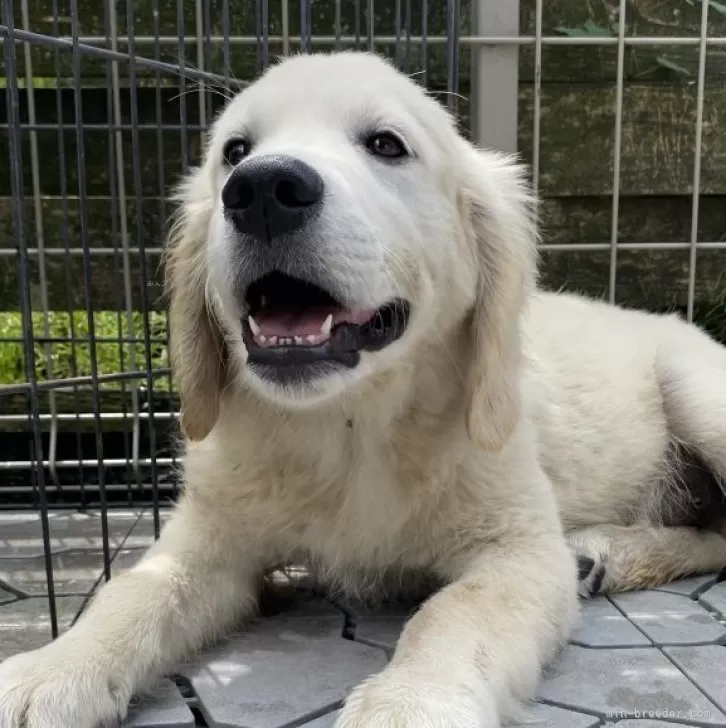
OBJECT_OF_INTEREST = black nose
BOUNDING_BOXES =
[221,155,324,240]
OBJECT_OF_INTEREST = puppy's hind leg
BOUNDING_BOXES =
[568,524,726,597]
[656,333,726,481]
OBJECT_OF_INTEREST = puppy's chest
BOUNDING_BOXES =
[260,435,457,569]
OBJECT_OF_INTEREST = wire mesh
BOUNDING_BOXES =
[0,0,725,638]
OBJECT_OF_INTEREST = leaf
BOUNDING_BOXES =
[583,19,615,36]
[687,0,726,14]
[655,54,692,76]
[555,25,586,37]
[555,20,613,37]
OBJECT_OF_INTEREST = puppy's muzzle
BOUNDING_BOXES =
[222,154,324,241]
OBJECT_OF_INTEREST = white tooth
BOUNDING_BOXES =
[268,335,278,346]
[306,334,318,344]
[321,314,333,336]
[260,296,267,307]
[258,334,267,344]
[294,336,303,345]
[248,315,261,336]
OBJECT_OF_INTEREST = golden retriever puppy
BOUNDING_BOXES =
[2,51,726,728]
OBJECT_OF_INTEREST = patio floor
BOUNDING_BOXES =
[1,509,726,727]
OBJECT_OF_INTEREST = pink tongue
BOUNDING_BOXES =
[253,307,376,336]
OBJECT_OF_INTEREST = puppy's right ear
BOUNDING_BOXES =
[164,167,227,441]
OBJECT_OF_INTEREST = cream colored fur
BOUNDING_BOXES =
[1,51,726,728]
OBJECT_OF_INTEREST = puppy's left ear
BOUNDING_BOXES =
[460,145,538,452]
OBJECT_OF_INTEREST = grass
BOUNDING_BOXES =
[0,310,170,390]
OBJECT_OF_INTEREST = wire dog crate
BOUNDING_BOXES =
[1,0,725,640]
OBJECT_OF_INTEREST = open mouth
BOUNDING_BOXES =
[242,271,409,372]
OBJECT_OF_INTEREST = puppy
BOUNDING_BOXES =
[1,51,726,728]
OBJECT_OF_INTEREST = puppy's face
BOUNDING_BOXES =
[202,53,474,404]
[169,51,535,446]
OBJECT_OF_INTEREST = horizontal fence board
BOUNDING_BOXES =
[5,0,726,85]
[3,82,726,198]
[0,197,724,310]
[540,196,726,246]
[540,247,726,310]
[4,194,726,249]
[519,83,726,196]
[10,0,726,42]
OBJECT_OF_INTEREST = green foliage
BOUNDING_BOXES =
[0,310,169,389]
[555,19,615,37]
[685,0,726,15]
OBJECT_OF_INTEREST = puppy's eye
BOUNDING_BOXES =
[365,132,408,160]
[223,139,251,166]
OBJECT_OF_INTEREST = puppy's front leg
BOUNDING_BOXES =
[336,533,578,728]
[0,496,262,728]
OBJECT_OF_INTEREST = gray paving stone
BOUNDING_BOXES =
[124,679,195,728]
[610,591,726,646]
[700,582,726,617]
[0,596,85,659]
[507,703,601,727]
[0,585,16,604]
[352,616,407,655]
[614,721,692,726]
[665,646,726,714]
[569,597,651,648]
[0,550,110,596]
[122,510,173,549]
[184,615,388,728]
[0,511,139,558]
[300,711,340,727]
[336,597,420,655]
[111,548,146,577]
[654,575,720,599]
[537,645,726,724]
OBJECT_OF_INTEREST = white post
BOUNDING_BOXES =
[471,0,519,154]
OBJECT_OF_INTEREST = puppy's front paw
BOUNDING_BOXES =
[335,668,497,728]
[0,638,131,728]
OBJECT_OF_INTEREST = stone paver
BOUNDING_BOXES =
[184,614,387,728]
[0,596,85,659]
[665,646,726,714]
[0,585,16,604]
[0,550,112,595]
[1,511,724,727]
[700,582,726,617]
[570,596,651,648]
[537,645,726,724]
[122,510,173,549]
[614,722,700,727]
[654,576,720,599]
[0,510,141,558]
[124,679,195,727]
[610,590,726,646]
[300,711,341,727]
[508,703,600,727]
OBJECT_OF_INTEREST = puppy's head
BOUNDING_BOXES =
[166,51,537,448]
